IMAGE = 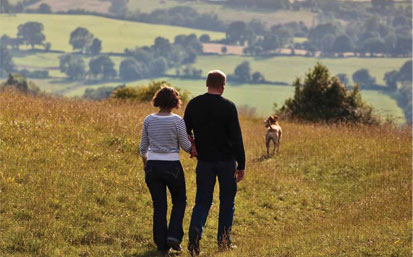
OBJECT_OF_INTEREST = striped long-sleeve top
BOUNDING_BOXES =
[139,113,192,161]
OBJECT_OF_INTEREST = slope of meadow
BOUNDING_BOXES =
[0,14,225,52]
[0,91,411,257]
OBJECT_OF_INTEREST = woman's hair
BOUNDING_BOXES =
[152,86,182,109]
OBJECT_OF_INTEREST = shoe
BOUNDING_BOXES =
[188,227,201,256]
[218,242,237,251]
[167,240,182,252]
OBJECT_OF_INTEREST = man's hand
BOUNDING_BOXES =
[190,144,198,158]
[234,169,245,183]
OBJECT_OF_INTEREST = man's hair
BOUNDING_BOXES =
[152,86,182,109]
[206,70,226,89]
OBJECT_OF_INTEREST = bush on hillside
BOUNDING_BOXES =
[1,73,41,95]
[277,63,378,124]
[111,81,190,104]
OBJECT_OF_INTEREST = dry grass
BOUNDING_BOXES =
[0,90,411,256]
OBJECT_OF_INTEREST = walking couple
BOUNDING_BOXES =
[139,70,246,256]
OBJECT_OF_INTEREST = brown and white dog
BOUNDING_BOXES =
[264,115,282,156]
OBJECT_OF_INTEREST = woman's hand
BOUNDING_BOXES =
[188,135,198,158]
[141,156,147,169]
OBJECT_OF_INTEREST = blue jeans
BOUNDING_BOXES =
[189,160,237,244]
[145,160,186,251]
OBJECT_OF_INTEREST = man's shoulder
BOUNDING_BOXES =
[220,95,236,107]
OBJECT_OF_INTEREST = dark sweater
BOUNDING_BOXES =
[184,93,246,170]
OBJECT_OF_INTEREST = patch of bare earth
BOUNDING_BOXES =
[30,0,110,13]
[202,43,244,55]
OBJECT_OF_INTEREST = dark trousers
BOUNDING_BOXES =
[189,160,237,244]
[145,160,186,251]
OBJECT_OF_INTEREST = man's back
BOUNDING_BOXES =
[184,93,245,170]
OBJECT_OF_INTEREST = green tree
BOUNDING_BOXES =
[0,0,11,13]
[352,69,376,88]
[226,21,250,46]
[38,3,51,13]
[398,60,412,82]
[308,23,340,50]
[89,56,116,80]
[233,61,251,82]
[335,73,349,86]
[261,33,280,51]
[199,34,210,43]
[331,35,353,55]
[59,54,86,80]
[69,27,94,53]
[383,70,399,90]
[17,22,46,49]
[0,45,14,75]
[279,63,377,123]
[119,58,143,81]
[2,73,41,94]
[87,38,102,55]
[251,71,265,83]
[361,37,387,56]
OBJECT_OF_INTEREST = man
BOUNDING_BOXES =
[184,70,246,256]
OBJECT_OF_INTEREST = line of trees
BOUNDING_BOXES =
[300,16,412,57]
[1,21,50,51]
[58,34,204,81]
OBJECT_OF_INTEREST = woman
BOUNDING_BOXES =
[139,86,193,254]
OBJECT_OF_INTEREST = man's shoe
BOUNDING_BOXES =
[167,240,182,252]
[218,242,237,251]
[188,227,201,256]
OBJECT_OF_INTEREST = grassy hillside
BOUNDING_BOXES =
[0,14,225,52]
[0,91,411,256]
[127,0,317,27]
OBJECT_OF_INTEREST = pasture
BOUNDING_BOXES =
[127,0,317,27]
[187,55,410,85]
[0,14,225,52]
[0,91,411,256]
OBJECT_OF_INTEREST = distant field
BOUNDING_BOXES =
[184,55,410,85]
[128,0,317,27]
[0,14,225,52]
[29,0,111,13]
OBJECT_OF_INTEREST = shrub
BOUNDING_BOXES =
[278,63,378,124]
[111,81,190,104]
[1,73,41,95]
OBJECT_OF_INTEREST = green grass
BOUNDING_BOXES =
[0,91,411,256]
[0,14,225,53]
[128,0,317,27]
